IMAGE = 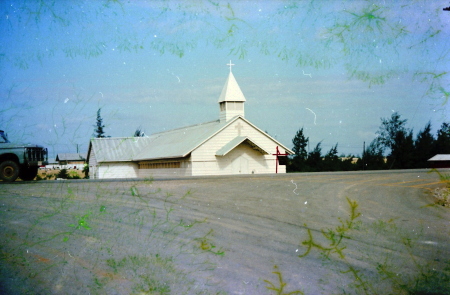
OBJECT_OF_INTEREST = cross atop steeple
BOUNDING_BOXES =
[227,60,235,73]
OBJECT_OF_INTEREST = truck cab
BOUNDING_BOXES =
[0,130,48,182]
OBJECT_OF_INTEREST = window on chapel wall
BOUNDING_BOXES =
[220,102,225,111]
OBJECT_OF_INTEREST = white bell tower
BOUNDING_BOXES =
[218,61,246,122]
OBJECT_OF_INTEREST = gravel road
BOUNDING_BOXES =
[1,170,449,295]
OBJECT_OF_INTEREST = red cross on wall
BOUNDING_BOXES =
[272,146,289,174]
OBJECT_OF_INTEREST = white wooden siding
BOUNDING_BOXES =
[191,118,287,175]
[191,119,286,175]
[220,102,245,122]
[88,148,99,179]
[192,143,275,175]
[96,162,138,179]
[138,167,191,178]
[138,159,192,178]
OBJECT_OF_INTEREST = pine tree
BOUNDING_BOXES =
[323,143,340,171]
[414,122,435,168]
[289,128,309,172]
[375,112,408,153]
[93,108,107,138]
[434,122,450,154]
[133,127,145,137]
[306,142,322,172]
[388,129,415,169]
[292,128,309,159]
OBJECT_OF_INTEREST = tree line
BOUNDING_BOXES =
[288,112,450,172]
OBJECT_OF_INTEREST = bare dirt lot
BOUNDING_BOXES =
[1,170,449,295]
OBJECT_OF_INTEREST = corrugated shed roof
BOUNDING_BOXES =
[428,154,450,161]
[90,137,153,162]
[135,120,226,160]
[218,72,246,102]
[56,153,86,161]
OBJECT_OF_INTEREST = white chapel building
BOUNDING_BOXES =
[87,64,294,179]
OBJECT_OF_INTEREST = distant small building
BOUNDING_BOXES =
[56,153,86,169]
[428,154,450,169]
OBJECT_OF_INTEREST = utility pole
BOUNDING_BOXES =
[362,141,365,170]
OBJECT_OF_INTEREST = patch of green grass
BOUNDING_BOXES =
[264,265,304,295]
[298,197,360,260]
[2,181,225,294]
[297,197,450,295]
[68,211,92,230]
[195,229,225,256]
[104,254,179,294]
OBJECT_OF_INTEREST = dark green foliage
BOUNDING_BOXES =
[340,155,357,171]
[305,142,323,172]
[375,111,408,153]
[414,122,435,168]
[287,113,448,172]
[292,128,309,159]
[323,144,340,171]
[82,164,89,179]
[133,126,145,137]
[358,140,386,170]
[93,108,107,138]
[57,169,68,179]
[287,129,360,172]
[289,128,309,172]
[434,122,450,154]
[388,129,415,169]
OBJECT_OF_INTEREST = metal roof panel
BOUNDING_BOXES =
[56,153,86,161]
[134,120,226,160]
[428,154,450,161]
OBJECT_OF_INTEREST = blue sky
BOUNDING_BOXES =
[1,0,449,160]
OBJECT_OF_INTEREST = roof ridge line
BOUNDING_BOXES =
[151,119,221,135]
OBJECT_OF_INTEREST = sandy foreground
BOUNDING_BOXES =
[0,170,449,295]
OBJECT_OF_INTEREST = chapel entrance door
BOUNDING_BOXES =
[232,156,249,174]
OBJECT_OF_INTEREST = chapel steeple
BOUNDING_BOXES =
[218,61,246,122]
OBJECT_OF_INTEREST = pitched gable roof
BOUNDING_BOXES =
[88,116,293,163]
[135,120,226,160]
[56,153,86,161]
[216,136,270,156]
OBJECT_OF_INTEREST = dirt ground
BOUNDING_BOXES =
[0,170,449,295]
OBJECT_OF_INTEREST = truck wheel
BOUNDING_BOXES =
[0,160,20,182]
[19,166,39,181]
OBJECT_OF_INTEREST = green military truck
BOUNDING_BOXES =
[0,130,48,182]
